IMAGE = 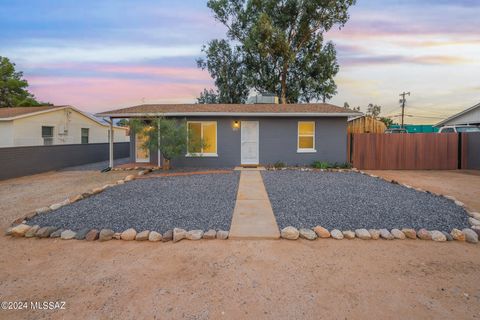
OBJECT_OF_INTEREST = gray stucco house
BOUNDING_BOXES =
[96,103,361,168]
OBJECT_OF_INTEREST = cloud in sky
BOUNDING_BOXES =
[1,0,479,124]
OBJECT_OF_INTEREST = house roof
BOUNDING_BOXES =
[0,105,128,130]
[0,106,63,118]
[435,102,480,127]
[96,103,362,118]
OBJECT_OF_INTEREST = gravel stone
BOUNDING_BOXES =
[462,228,479,243]
[136,230,150,241]
[99,229,114,241]
[75,228,90,240]
[162,230,173,242]
[85,229,99,241]
[281,226,299,240]
[216,230,229,240]
[313,226,330,238]
[148,231,162,242]
[451,228,465,241]
[442,231,453,241]
[10,224,31,237]
[186,230,203,240]
[355,229,371,240]
[330,229,344,239]
[342,230,355,239]
[368,229,380,240]
[261,171,469,230]
[121,228,137,241]
[173,228,187,242]
[25,225,40,238]
[402,228,417,239]
[36,226,58,238]
[391,229,406,240]
[61,230,76,240]
[379,229,394,240]
[28,173,239,233]
[203,229,216,239]
[299,228,317,240]
[50,229,64,238]
[417,229,432,240]
[430,230,446,242]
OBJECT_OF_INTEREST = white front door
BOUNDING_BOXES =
[241,121,259,165]
[135,132,150,163]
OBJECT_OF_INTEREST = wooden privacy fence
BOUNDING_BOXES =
[348,133,461,170]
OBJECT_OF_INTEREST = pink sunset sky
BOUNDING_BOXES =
[1,0,479,124]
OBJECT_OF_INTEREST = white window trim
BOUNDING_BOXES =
[297,121,316,153]
[186,121,218,157]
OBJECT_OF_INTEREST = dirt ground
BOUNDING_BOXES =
[365,170,480,212]
[0,168,479,319]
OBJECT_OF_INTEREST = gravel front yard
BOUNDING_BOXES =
[262,170,469,230]
[28,172,239,233]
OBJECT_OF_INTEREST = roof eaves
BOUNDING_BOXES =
[434,102,480,127]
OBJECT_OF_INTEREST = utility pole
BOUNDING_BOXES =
[399,92,410,128]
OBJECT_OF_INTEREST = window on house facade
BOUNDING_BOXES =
[41,126,54,145]
[297,121,316,152]
[81,128,89,144]
[187,121,217,156]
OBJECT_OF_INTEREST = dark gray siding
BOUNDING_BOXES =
[465,132,480,169]
[131,117,348,168]
[0,142,130,180]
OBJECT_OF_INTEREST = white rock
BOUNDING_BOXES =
[391,229,406,240]
[10,224,31,237]
[203,229,217,239]
[462,228,479,244]
[299,228,317,240]
[173,228,187,242]
[216,230,229,240]
[281,226,299,240]
[148,231,162,241]
[430,230,446,242]
[121,228,137,241]
[379,229,394,240]
[35,207,50,214]
[355,229,371,240]
[443,195,456,201]
[186,230,203,240]
[454,200,464,207]
[468,212,480,220]
[330,229,344,240]
[135,230,150,241]
[468,217,480,226]
[61,230,76,240]
[368,229,380,240]
[342,230,355,239]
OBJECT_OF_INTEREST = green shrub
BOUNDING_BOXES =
[311,161,330,169]
[273,161,286,169]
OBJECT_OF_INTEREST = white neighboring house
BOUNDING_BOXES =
[0,105,129,147]
[435,102,480,128]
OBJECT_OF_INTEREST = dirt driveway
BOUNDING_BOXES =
[365,170,480,212]
[1,168,479,319]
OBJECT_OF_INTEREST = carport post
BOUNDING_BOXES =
[109,117,114,168]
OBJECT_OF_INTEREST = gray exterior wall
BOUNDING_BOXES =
[0,142,129,181]
[130,117,347,167]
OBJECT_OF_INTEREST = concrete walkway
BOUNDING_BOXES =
[229,170,280,239]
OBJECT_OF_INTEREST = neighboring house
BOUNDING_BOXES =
[96,103,361,168]
[347,115,386,133]
[0,106,129,147]
[435,102,480,128]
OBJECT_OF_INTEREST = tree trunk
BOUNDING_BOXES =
[280,63,288,104]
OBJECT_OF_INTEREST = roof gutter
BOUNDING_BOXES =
[95,112,362,118]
